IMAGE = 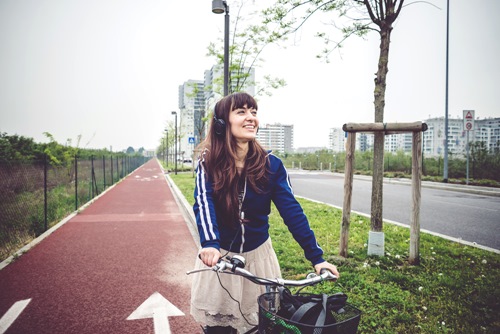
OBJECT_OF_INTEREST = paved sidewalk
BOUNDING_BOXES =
[0,159,202,334]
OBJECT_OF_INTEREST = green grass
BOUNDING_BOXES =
[170,172,500,334]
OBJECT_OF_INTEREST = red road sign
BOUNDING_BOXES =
[463,110,475,131]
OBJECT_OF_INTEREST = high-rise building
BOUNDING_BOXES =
[328,128,346,152]
[177,65,257,160]
[256,124,294,153]
[178,80,205,160]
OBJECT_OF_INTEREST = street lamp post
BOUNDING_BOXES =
[212,0,229,96]
[171,111,178,175]
[163,134,167,165]
[443,0,450,182]
[165,129,168,167]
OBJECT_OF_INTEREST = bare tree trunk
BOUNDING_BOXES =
[368,26,392,256]
[371,133,384,231]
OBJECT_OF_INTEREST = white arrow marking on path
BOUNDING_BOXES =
[127,292,184,334]
[0,299,31,334]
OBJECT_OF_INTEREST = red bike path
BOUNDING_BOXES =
[0,159,203,334]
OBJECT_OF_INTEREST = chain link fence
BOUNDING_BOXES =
[0,155,150,262]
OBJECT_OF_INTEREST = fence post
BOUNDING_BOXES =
[110,156,114,185]
[91,155,95,198]
[44,154,48,231]
[103,155,106,189]
[75,155,78,210]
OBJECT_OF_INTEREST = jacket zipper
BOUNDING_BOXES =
[239,177,247,253]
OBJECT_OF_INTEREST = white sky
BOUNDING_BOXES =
[1,0,499,151]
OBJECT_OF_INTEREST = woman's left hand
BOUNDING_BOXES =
[314,261,340,278]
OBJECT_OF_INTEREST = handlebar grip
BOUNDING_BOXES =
[319,268,337,280]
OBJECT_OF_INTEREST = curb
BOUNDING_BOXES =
[163,172,200,249]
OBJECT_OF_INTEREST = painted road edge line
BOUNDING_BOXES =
[0,299,31,334]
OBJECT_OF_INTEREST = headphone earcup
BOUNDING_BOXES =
[214,117,226,136]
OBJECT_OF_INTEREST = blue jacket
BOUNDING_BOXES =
[193,152,325,266]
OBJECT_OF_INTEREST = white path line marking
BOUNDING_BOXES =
[0,299,31,334]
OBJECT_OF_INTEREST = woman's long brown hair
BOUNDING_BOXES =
[197,92,269,228]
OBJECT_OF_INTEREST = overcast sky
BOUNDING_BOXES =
[1,0,499,151]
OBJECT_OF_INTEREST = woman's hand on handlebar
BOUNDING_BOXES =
[198,247,222,267]
[314,261,340,279]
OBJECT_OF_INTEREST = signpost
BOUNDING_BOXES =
[463,110,475,185]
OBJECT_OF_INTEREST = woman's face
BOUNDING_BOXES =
[228,104,259,143]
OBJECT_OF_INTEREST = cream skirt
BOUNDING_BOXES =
[190,238,282,332]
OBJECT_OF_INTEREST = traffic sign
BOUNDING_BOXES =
[463,110,475,131]
[188,137,195,144]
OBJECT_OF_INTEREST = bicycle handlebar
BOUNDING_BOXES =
[186,256,337,288]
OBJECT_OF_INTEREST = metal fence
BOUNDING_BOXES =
[0,155,150,261]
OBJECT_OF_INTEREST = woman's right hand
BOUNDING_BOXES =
[198,247,222,267]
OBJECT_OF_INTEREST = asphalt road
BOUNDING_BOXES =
[288,171,500,251]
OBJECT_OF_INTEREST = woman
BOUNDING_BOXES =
[190,92,339,334]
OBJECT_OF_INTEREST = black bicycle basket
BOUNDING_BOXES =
[258,292,361,334]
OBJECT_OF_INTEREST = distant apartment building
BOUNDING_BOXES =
[476,118,500,153]
[256,124,294,153]
[327,116,500,157]
[328,128,373,152]
[329,128,346,152]
[424,117,466,157]
[178,80,205,160]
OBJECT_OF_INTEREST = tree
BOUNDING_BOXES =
[470,141,488,180]
[263,0,405,257]
[165,1,289,155]
[0,132,41,161]
[207,0,287,97]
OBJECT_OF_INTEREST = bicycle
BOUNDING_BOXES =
[187,255,361,334]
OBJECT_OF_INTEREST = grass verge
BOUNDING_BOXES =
[170,172,500,334]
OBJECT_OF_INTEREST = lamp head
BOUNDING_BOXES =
[212,0,225,14]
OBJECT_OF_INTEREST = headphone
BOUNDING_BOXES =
[213,114,226,136]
